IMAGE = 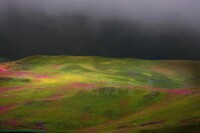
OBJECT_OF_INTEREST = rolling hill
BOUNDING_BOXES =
[0,56,199,132]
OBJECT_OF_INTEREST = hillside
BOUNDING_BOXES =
[0,56,200,132]
[0,58,8,63]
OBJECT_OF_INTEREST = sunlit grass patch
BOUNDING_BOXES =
[0,56,199,132]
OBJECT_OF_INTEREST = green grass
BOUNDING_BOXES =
[0,55,199,132]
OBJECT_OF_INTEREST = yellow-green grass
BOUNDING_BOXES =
[0,56,199,132]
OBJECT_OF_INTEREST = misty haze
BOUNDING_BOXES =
[0,0,200,59]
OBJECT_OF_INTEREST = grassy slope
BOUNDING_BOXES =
[0,56,199,132]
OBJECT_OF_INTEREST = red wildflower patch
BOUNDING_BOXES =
[0,68,6,72]
[35,75,52,79]
[71,82,96,89]
[140,120,165,126]
[167,89,193,94]
[0,105,16,112]
[0,68,16,77]
[2,119,19,126]
[42,95,64,101]
[15,71,34,76]
[0,87,21,93]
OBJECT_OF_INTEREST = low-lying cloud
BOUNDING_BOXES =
[0,0,200,59]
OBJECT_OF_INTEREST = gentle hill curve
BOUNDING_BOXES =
[0,56,199,132]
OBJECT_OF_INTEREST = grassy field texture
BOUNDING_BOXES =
[0,56,199,132]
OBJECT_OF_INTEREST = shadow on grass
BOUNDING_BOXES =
[0,130,45,133]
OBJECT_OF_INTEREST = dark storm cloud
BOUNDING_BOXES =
[0,0,200,59]
[1,0,200,28]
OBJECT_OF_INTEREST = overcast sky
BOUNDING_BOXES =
[0,0,200,28]
[0,0,200,59]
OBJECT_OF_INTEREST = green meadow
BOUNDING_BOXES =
[0,56,199,132]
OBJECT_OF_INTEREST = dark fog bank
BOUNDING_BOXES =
[0,0,200,59]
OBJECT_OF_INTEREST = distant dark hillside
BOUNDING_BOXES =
[0,57,8,63]
[0,5,200,60]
